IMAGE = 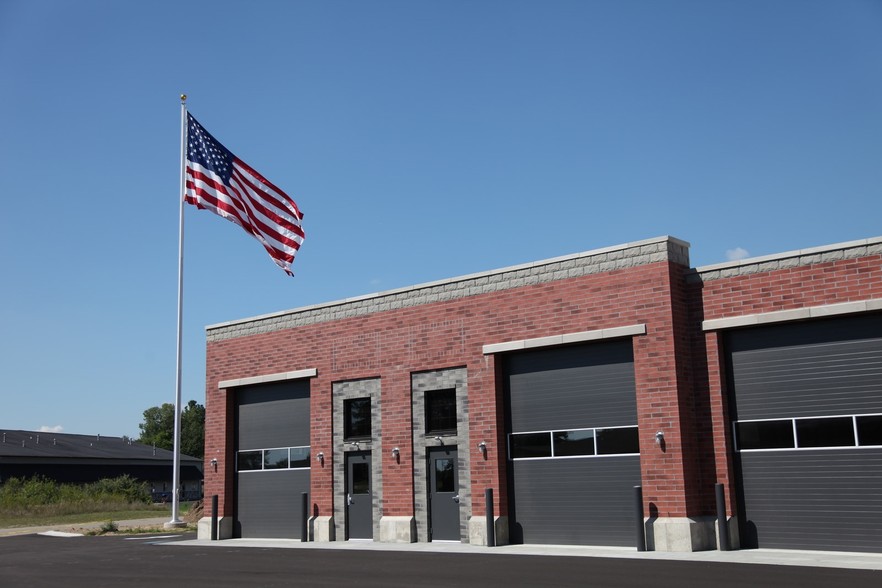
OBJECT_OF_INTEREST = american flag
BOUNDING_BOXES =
[184,113,305,276]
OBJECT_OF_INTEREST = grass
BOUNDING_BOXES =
[0,475,197,531]
[0,505,173,528]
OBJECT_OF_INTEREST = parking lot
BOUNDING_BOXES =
[1,532,881,588]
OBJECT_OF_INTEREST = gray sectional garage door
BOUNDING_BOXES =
[504,340,641,546]
[235,380,310,539]
[726,313,882,553]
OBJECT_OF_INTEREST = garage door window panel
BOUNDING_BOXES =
[511,426,639,459]
[736,413,882,451]
[736,420,795,451]
[264,448,289,469]
[596,426,640,455]
[289,447,311,468]
[238,450,262,471]
[553,429,595,457]
[795,417,855,448]
[857,415,882,446]
[237,446,311,471]
[510,432,552,459]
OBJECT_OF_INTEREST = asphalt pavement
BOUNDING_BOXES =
[2,531,881,588]
[1,517,881,587]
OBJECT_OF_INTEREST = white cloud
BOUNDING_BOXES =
[39,425,64,433]
[725,247,750,262]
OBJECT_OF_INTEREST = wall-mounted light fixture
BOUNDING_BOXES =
[477,441,487,457]
[210,458,218,472]
[350,441,360,450]
[655,431,665,445]
[391,447,400,463]
[316,452,325,466]
[434,436,444,445]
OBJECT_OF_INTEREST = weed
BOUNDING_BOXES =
[99,520,119,534]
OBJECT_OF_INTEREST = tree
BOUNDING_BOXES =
[180,400,205,459]
[137,400,205,459]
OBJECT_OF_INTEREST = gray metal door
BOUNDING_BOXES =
[428,446,460,541]
[504,340,641,546]
[345,451,373,539]
[726,314,882,553]
[235,380,310,539]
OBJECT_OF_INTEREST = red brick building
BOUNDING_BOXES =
[199,235,882,553]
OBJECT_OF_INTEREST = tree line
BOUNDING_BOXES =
[137,400,204,459]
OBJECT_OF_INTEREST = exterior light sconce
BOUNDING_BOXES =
[316,452,325,466]
[434,436,444,445]
[210,458,218,472]
[655,431,664,445]
[350,441,360,450]
[391,447,400,463]
[477,441,487,458]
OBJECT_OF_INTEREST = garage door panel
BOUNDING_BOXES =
[727,313,882,552]
[236,470,309,539]
[507,340,636,432]
[510,457,641,546]
[728,316,882,420]
[739,449,882,552]
[235,380,311,539]
[505,340,640,546]
[237,380,310,449]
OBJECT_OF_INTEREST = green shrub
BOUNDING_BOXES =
[0,475,151,516]
[86,475,150,503]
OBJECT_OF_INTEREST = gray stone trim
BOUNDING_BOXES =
[218,368,317,389]
[482,324,646,355]
[332,379,382,541]
[646,516,717,552]
[689,236,882,283]
[702,298,882,331]
[206,237,689,342]
[411,368,470,542]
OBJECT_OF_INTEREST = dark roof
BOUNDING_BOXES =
[0,430,200,464]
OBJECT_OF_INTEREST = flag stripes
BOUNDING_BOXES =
[184,113,304,275]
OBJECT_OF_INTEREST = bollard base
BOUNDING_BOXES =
[468,516,508,546]
[164,520,187,530]
[645,516,717,552]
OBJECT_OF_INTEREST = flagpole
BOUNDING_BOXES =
[166,94,188,529]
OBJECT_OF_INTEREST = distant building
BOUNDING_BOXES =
[200,234,882,553]
[0,430,203,501]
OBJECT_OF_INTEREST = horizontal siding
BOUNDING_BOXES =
[236,380,310,449]
[739,449,882,552]
[236,469,309,539]
[509,457,641,546]
[727,314,882,420]
[506,340,637,431]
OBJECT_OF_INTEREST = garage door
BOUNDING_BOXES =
[235,380,310,538]
[504,340,641,546]
[726,313,882,552]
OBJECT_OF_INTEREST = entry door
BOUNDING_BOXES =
[428,446,460,541]
[345,451,373,539]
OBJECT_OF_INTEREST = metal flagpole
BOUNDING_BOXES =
[166,94,188,528]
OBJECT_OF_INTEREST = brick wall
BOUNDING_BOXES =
[202,234,882,532]
[689,238,882,516]
[203,236,696,522]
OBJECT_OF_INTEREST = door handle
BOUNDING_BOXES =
[347,493,353,505]
[452,494,460,503]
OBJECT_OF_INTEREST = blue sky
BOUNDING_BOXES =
[1,0,880,438]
